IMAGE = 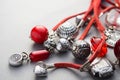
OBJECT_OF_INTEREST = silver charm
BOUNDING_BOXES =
[44,31,59,53]
[105,28,120,47]
[33,61,54,76]
[56,22,78,38]
[34,62,47,76]
[72,40,90,60]
[90,57,114,78]
[9,52,29,66]
[56,38,70,52]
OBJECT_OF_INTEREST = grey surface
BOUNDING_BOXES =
[0,0,120,80]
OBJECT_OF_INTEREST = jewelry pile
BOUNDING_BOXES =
[9,0,120,79]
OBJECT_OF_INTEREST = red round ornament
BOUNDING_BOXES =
[30,25,48,44]
[114,39,120,59]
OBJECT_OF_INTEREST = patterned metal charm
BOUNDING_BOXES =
[44,32,59,53]
[56,22,78,38]
[9,52,29,66]
[90,58,114,78]
[56,38,70,52]
[33,62,47,76]
[105,28,120,47]
[72,40,90,60]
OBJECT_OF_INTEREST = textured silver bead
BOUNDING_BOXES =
[72,40,90,60]
[105,28,120,47]
[90,58,114,78]
[56,38,70,52]
[44,31,59,53]
[56,22,77,38]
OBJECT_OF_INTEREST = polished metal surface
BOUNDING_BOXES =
[9,54,23,66]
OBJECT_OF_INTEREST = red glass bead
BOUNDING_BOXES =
[29,50,50,62]
[91,37,107,57]
[30,25,48,44]
[114,39,120,59]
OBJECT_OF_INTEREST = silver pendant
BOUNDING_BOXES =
[9,52,29,67]
[33,62,47,76]
[105,28,120,47]
[56,22,78,38]
[90,57,114,78]
[72,40,90,60]
[33,61,54,76]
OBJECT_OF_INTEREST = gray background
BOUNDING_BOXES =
[0,0,120,80]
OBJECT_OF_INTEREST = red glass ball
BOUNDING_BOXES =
[114,39,120,59]
[30,25,48,44]
[29,50,50,62]
[91,37,107,57]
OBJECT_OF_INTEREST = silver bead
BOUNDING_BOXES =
[75,15,84,25]
[56,22,77,38]
[33,62,47,76]
[105,28,120,47]
[44,38,56,49]
[90,57,114,78]
[56,38,70,52]
[72,40,90,60]
[44,31,60,53]
[44,38,57,54]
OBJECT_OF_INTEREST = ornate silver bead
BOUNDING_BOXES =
[72,40,90,60]
[44,31,59,53]
[105,28,120,47]
[56,38,70,52]
[56,22,78,38]
[90,58,114,78]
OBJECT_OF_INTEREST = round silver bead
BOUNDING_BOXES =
[56,22,77,38]
[72,40,90,60]
[56,38,70,52]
